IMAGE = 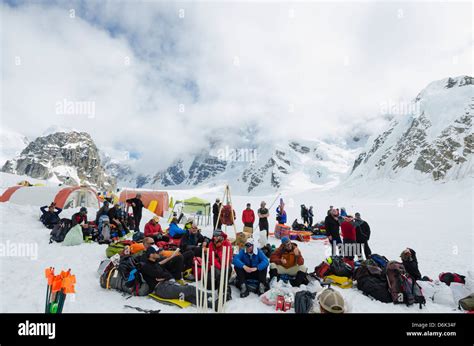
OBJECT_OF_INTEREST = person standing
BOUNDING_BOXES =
[257,201,270,238]
[354,212,371,259]
[242,203,255,229]
[325,208,341,256]
[126,193,144,232]
[276,199,287,224]
[301,204,309,225]
[308,206,314,227]
[341,216,357,260]
[212,198,221,230]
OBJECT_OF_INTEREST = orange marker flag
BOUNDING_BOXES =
[45,268,55,285]
[51,276,62,293]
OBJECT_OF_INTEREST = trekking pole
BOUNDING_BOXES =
[222,246,230,313]
[268,192,282,210]
[200,247,206,312]
[226,185,238,240]
[218,245,228,313]
[211,252,215,312]
[214,186,227,231]
[204,248,210,312]
[194,260,200,312]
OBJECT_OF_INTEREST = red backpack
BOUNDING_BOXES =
[439,272,466,286]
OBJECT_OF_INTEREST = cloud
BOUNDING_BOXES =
[1,1,472,173]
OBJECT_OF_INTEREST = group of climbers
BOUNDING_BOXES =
[324,207,372,260]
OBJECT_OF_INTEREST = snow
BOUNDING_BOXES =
[0,176,472,313]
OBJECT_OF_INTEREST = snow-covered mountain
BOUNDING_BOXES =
[0,129,29,167]
[137,137,357,194]
[1,131,116,189]
[349,76,473,183]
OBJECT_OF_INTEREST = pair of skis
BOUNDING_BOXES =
[44,267,76,314]
[195,245,231,313]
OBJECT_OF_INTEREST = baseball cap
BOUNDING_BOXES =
[319,288,345,314]
[281,237,290,244]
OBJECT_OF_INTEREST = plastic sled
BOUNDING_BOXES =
[148,293,192,309]
[323,275,353,289]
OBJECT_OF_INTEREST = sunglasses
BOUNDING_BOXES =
[245,243,253,248]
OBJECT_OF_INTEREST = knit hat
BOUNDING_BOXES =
[281,236,290,244]
[318,288,345,314]
[213,229,223,238]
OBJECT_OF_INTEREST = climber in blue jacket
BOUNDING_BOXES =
[232,238,269,297]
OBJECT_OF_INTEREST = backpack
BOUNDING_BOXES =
[49,218,72,243]
[97,259,114,277]
[292,219,305,231]
[369,254,389,269]
[100,264,149,296]
[105,240,134,258]
[132,231,145,242]
[313,261,331,278]
[386,261,425,308]
[101,222,111,242]
[439,272,466,286]
[295,291,316,313]
[459,294,474,311]
[329,256,353,277]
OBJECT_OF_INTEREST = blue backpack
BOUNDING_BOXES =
[370,254,389,268]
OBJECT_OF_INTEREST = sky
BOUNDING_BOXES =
[0,0,472,173]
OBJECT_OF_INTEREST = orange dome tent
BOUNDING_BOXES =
[0,185,100,209]
[119,189,169,217]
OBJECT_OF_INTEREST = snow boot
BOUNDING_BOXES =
[291,271,309,287]
[269,268,279,281]
[258,283,266,296]
[240,283,249,298]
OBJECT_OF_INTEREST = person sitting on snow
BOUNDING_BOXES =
[40,202,62,229]
[183,217,195,231]
[400,248,423,281]
[316,288,345,314]
[145,216,169,242]
[180,223,209,257]
[140,247,199,304]
[168,218,186,239]
[108,204,127,235]
[269,237,308,287]
[96,201,110,225]
[232,238,269,297]
[207,229,233,301]
[71,207,94,238]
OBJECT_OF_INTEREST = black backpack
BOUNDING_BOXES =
[49,218,72,243]
[295,291,316,313]
[329,256,353,277]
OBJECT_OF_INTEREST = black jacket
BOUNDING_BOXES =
[355,219,371,242]
[180,231,208,252]
[140,260,173,290]
[212,203,220,215]
[402,248,422,281]
[127,198,144,218]
[40,206,62,227]
[324,215,340,237]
